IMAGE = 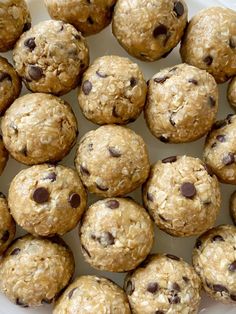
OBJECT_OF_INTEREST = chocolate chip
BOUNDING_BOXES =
[130,77,138,87]
[203,55,213,66]
[16,299,28,308]
[126,280,135,295]
[166,254,180,261]
[154,76,169,84]
[81,244,91,257]
[24,37,36,51]
[96,70,108,78]
[147,192,154,202]
[106,200,119,209]
[147,282,159,294]
[155,311,165,314]
[99,232,115,246]
[68,288,77,299]
[87,16,94,24]
[212,235,224,242]
[230,294,236,301]
[108,147,121,157]
[188,78,198,85]
[183,276,189,283]
[195,239,202,249]
[212,120,227,130]
[171,282,181,292]
[180,182,196,198]
[28,65,43,81]
[173,1,184,17]
[0,72,11,82]
[82,80,92,95]
[229,37,236,49]
[1,230,9,242]
[96,182,109,191]
[44,172,57,182]
[228,261,236,272]
[23,22,31,32]
[159,136,169,143]
[208,96,216,107]
[33,187,49,204]
[222,153,235,166]
[69,193,81,208]
[162,156,177,163]
[216,135,226,142]
[153,24,168,38]
[10,248,21,256]
[212,284,229,293]
[168,295,181,304]
[80,164,90,176]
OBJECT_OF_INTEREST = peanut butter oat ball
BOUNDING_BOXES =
[228,77,236,109]
[143,156,221,237]
[53,275,131,314]
[9,164,87,237]
[0,136,8,176]
[78,55,147,125]
[80,198,154,272]
[44,0,117,36]
[193,225,236,304]
[1,93,78,165]
[145,64,218,143]
[124,254,201,314]
[0,234,75,308]
[112,0,188,62]
[180,7,236,83]
[13,20,89,95]
[75,125,150,197]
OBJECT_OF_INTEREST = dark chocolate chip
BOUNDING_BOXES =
[16,299,28,308]
[81,244,91,257]
[166,254,180,261]
[99,232,115,246]
[0,72,11,82]
[228,261,236,272]
[208,96,216,107]
[173,1,185,17]
[108,147,121,157]
[171,282,181,292]
[222,153,235,166]
[188,78,198,85]
[212,235,224,242]
[33,187,49,204]
[24,37,36,51]
[180,182,196,198]
[126,280,135,295]
[162,156,177,163]
[147,282,159,294]
[28,65,43,81]
[69,193,81,208]
[96,182,109,191]
[168,295,181,304]
[82,80,92,95]
[23,22,31,32]
[153,24,168,38]
[130,77,138,87]
[112,106,119,118]
[212,284,229,294]
[230,294,236,301]
[159,136,169,143]
[229,37,236,49]
[10,248,21,256]
[80,164,90,176]
[216,135,226,142]
[87,16,94,24]
[1,230,9,242]
[195,239,202,249]
[106,200,119,209]
[147,192,154,202]
[96,70,108,78]
[183,276,190,283]
[212,120,227,130]
[44,172,57,182]
[68,288,77,299]
[154,76,169,84]
[203,55,213,66]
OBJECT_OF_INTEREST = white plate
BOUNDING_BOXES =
[1,0,236,313]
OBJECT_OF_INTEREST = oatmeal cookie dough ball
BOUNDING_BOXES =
[1,93,78,165]
[0,137,8,175]
[44,0,117,36]
[0,57,21,115]
[193,225,236,304]
[112,0,188,62]
[143,156,221,237]
[78,55,147,125]
[9,164,87,237]
[0,234,75,308]
[145,64,218,143]
[230,191,236,225]
[0,194,15,256]
[180,7,236,83]
[75,125,150,197]
[80,198,154,272]
[13,20,89,95]
[0,0,31,52]
[124,254,201,314]
[203,114,236,184]
[53,275,131,314]
[228,77,236,108]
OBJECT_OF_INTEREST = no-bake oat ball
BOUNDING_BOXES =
[0,136,8,176]
[13,20,89,95]
[53,275,131,314]
[143,156,221,237]
[1,93,78,165]
[124,254,201,314]
[228,77,236,109]
[193,225,236,304]
[75,125,150,197]
[78,55,147,125]
[112,0,188,61]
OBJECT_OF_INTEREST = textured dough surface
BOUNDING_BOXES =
[124,254,201,314]
[143,156,221,237]
[112,0,188,61]
[145,63,218,143]
[1,93,78,165]
[75,125,150,197]
[193,225,236,304]
[80,198,154,272]
[78,55,147,125]
[53,275,131,314]
[0,137,8,175]
[180,7,236,83]
[9,164,87,237]
[228,77,236,108]
[203,114,236,184]
[44,0,117,36]
[13,20,89,95]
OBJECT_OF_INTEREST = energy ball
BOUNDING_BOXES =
[9,164,87,237]
[0,0,31,52]
[53,275,131,314]
[124,254,201,314]
[228,77,236,108]
[143,156,221,237]
[180,7,236,83]
[203,114,236,184]
[145,64,218,143]
[112,0,188,62]
[193,225,236,304]
[13,20,89,96]
[230,191,236,225]
[44,0,117,36]
[78,55,147,125]
[75,125,150,197]
[0,56,21,115]
[80,198,154,272]
[1,93,78,165]
[0,136,8,176]
[0,234,75,308]
[0,193,15,256]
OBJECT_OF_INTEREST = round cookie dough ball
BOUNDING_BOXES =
[9,164,87,237]
[145,64,218,143]
[78,55,147,125]
[228,77,236,108]
[193,225,236,304]
[124,254,201,314]
[0,194,15,255]
[0,137,8,176]
[230,191,236,225]
[112,0,188,62]
[53,275,131,314]
[203,114,236,184]
[80,198,154,272]
[44,0,117,36]
[75,125,150,197]
[0,0,31,52]
[13,20,89,96]
[0,57,21,115]
[0,234,74,308]
[180,7,236,83]
[143,156,221,237]
[1,93,78,165]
